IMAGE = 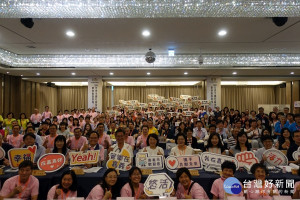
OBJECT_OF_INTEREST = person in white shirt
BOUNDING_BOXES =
[192,121,207,140]
[255,135,275,166]
[141,133,164,156]
[170,133,194,156]
[109,128,133,158]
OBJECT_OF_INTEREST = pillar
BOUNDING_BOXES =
[206,77,221,109]
[88,77,103,112]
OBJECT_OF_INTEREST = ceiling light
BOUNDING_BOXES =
[44,82,88,86]
[218,30,227,36]
[71,72,76,75]
[221,81,284,86]
[108,81,199,86]
[21,75,23,77]
[36,72,40,76]
[232,72,237,75]
[147,72,151,75]
[66,30,75,37]
[109,72,114,75]
[6,72,9,74]
[142,30,150,37]
[168,49,175,57]
[184,72,188,75]
[290,72,295,75]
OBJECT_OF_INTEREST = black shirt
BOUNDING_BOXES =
[287,143,299,161]
[0,143,14,165]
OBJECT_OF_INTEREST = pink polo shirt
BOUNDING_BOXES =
[98,133,111,149]
[137,135,148,149]
[57,115,64,123]
[176,181,209,199]
[121,183,144,199]
[70,136,88,150]
[0,175,39,200]
[294,181,300,196]
[7,134,24,148]
[246,180,279,199]
[30,113,42,124]
[125,136,135,147]
[45,134,58,149]
[86,185,105,200]
[47,184,77,200]
[211,177,244,199]
[42,111,52,120]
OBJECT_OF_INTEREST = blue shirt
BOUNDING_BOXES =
[274,121,289,138]
[288,122,300,133]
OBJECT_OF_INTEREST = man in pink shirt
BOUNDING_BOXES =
[97,123,111,149]
[30,108,42,128]
[7,125,24,148]
[43,124,58,150]
[68,128,87,151]
[211,161,244,199]
[0,160,39,200]
[42,106,53,121]
[90,107,98,121]
[62,110,70,119]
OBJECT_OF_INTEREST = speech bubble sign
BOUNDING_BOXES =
[69,150,99,166]
[263,149,288,166]
[198,100,210,106]
[235,151,259,168]
[165,155,202,172]
[144,173,174,197]
[0,147,5,160]
[37,153,65,173]
[292,147,300,161]
[136,153,164,170]
[106,149,132,171]
[200,152,239,171]
[8,145,37,169]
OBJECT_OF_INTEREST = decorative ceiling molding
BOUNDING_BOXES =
[1,48,300,68]
[0,0,299,18]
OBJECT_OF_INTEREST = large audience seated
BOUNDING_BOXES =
[0,105,300,199]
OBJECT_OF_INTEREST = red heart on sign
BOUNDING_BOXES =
[168,160,176,167]
[28,145,37,154]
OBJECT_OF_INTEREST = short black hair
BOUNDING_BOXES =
[74,127,82,132]
[116,128,125,135]
[58,170,77,191]
[261,135,273,143]
[250,163,268,175]
[186,127,193,132]
[19,160,34,170]
[89,131,99,138]
[175,133,187,145]
[176,167,192,180]
[49,124,57,129]
[209,124,217,129]
[146,134,159,146]
[221,161,236,174]
[23,133,36,141]
[97,123,104,127]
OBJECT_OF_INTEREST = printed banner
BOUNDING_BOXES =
[106,149,132,171]
[200,152,239,171]
[197,100,211,106]
[165,155,202,172]
[37,153,65,173]
[8,145,37,169]
[144,173,174,197]
[183,111,193,116]
[235,151,259,167]
[263,149,288,166]
[0,147,5,160]
[69,150,99,165]
[180,95,191,100]
[136,153,164,170]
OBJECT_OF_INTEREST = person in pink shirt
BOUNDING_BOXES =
[78,115,85,129]
[70,118,80,133]
[0,160,39,200]
[136,125,149,149]
[97,123,111,149]
[246,163,279,199]
[211,161,244,199]
[62,110,70,120]
[42,106,53,121]
[47,170,77,200]
[30,108,42,128]
[57,110,64,123]
[121,167,147,199]
[43,124,58,150]
[175,167,209,199]
[80,131,105,167]
[68,128,87,151]
[7,125,24,148]
[124,127,135,149]
[86,168,120,200]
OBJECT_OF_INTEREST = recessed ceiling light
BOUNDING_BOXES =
[36,72,40,76]
[218,29,227,36]
[147,72,151,75]
[168,49,175,56]
[71,72,76,75]
[20,75,23,77]
[184,72,188,75]
[142,30,150,37]
[66,30,75,37]
[291,72,295,75]
[6,72,9,74]
[110,72,114,75]
[232,72,237,75]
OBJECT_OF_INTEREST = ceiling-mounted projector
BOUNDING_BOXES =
[145,49,156,63]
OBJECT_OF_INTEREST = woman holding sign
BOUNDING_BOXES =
[247,163,279,199]
[50,135,70,165]
[170,133,194,156]
[175,167,209,199]
[141,134,164,156]
[47,170,77,200]
[121,167,148,199]
[86,168,120,200]
[205,132,226,155]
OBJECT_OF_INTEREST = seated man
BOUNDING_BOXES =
[0,160,39,200]
[255,135,275,166]
[68,128,87,151]
[288,131,300,164]
[108,128,133,157]
[23,133,46,163]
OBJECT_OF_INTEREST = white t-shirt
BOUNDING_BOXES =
[170,145,193,156]
[141,146,164,156]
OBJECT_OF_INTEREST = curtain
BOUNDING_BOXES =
[39,84,58,114]
[57,86,88,112]
[221,86,276,111]
[112,85,204,106]
[274,85,286,104]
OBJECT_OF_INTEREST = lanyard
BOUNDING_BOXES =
[74,137,80,149]
[61,189,70,199]
[48,135,57,147]
[179,146,186,155]
[142,135,147,146]
[134,186,140,199]
[183,182,191,196]
[18,176,30,198]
